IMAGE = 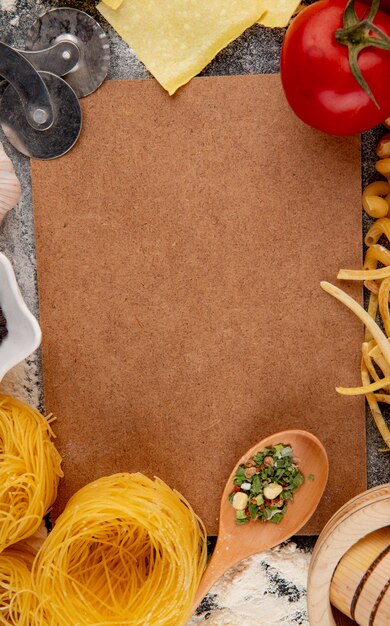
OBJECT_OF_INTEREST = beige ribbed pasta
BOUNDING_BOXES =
[32,473,207,626]
[0,395,63,551]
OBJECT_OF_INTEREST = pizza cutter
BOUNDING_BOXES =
[0,9,110,160]
[24,8,111,99]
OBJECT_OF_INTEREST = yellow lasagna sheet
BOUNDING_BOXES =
[259,1,301,27]
[98,0,265,95]
[101,0,123,9]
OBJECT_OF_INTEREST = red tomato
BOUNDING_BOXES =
[280,0,390,135]
[362,0,390,10]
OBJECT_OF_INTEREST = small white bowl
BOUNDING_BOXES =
[0,252,41,381]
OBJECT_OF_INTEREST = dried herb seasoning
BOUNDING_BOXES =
[229,443,304,525]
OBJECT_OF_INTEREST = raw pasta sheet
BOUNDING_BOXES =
[97,0,266,94]
[31,75,364,534]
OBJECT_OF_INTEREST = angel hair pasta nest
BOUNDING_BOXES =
[32,473,207,626]
[0,546,39,626]
[0,395,63,551]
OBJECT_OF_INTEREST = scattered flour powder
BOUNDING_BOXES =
[189,543,310,625]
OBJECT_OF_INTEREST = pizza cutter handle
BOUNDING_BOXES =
[18,41,80,77]
[0,41,53,130]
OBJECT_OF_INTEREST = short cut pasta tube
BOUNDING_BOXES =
[363,244,390,270]
[365,217,390,247]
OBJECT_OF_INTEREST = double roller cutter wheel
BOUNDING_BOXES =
[0,8,110,160]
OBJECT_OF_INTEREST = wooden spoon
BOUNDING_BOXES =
[193,429,328,609]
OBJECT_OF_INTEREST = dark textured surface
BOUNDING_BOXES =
[0,1,388,622]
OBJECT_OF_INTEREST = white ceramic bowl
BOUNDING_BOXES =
[0,252,41,381]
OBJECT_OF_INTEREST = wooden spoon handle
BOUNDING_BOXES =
[193,539,236,611]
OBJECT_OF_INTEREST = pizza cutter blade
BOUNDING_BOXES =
[0,71,81,160]
[25,8,110,98]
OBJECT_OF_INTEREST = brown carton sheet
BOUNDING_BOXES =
[31,75,364,534]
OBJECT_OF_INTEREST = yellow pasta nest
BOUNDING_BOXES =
[0,546,38,626]
[0,395,63,551]
[33,473,207,626]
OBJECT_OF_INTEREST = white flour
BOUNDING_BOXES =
[0,0,17,11]
[189,543,310,625]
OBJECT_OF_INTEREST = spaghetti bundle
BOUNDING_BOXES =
[0,395,63,551]
[33,473,207,626]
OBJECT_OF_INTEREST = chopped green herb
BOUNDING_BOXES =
[255,494,264,506]
[308,474,315,481]
[229,443,304,526]
[251,474,262,496]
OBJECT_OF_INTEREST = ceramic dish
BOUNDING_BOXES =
[0,252,41,380]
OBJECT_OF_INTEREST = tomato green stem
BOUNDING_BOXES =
[334,0,390,108]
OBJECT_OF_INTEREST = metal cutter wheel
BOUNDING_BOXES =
[0,8,110,160]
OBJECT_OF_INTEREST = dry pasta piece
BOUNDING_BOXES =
[361,361,390,449]
[361,340,390,399]
[320,282,390,367]
[369,339,390,361]
[97,0,265,95]
[32,473,207,626]
[377,135,390,159]
[336,376,390,396]
[367,342,390,393]
[102,0,123,8]
[375,158,390,178]
[362,182,390,219]
[378,276,390,337]
[364,280,383,297]
[0,525,49,625]
[363,181,390,198]
[370,350,390,392]
[0,395,63,552]
[0,547,41,626]
[365,217,390,247]
[363,196,389,219]
[365,291,379,341]
[364,280,376,294]
[257,0,300,27]
[366,339,377,352]
[363,244,390,270]
[362,340,390,380]
[338,266,390,280]
[362,342,380,383]
[374,393,390,403]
